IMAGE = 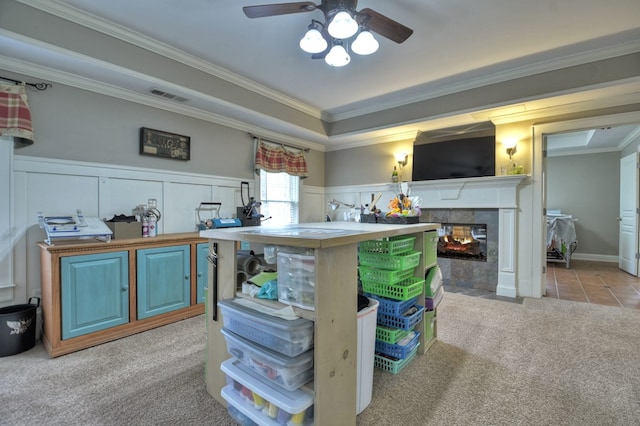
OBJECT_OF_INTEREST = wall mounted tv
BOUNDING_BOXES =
[412,133,496,181]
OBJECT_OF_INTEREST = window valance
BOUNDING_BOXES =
[254,138,308,178]
[0,83,34,146]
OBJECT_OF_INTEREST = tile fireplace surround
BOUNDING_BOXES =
[420,209,498,292]
[407,175,527,298]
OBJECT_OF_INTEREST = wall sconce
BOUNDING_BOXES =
[503,138,518,160]
[395,152,408,169]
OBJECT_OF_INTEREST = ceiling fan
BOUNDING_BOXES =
[243,1,413,67]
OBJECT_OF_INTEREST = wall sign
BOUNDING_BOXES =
[139,127,190,161]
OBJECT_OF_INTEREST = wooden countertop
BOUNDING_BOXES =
[200,221,441,248]
[37,232,207,253]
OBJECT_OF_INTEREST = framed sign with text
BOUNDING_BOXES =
[139,127,190,161]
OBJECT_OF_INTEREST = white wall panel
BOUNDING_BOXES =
[166,182,215,233]
[102,177,163,221]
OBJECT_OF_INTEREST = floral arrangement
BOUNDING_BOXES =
[386,183,421,217]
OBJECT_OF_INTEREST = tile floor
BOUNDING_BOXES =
[546,259,640,310]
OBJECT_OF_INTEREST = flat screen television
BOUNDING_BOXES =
[412,134,495,181]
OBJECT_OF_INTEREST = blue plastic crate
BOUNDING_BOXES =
[374,344,420,374]
[377,305,424,330]
[375,331,420,359]
[366,294,418,316]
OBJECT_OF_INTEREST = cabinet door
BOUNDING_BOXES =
[137,245,190,319]
[196,243,209,304]
[61,251,129,339]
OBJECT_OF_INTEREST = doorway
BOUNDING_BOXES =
[532,112,640,299]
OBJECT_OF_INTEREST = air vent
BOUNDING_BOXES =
[149,88,188,103]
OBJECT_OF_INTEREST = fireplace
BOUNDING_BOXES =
[438,223,487,261]
[421,209,498,292]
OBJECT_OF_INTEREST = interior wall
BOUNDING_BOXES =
[5,73,325,187]
[547,152,620,256]
[324,139,414,187]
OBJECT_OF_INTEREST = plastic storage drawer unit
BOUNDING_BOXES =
[425,265,443,298]
[221,328,314,391]
[425,286,445,311]
[221,358,314,426]
[219,298,314,357]
[277,252,316,311]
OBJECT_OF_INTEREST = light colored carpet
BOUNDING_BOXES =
[1,293,639,425]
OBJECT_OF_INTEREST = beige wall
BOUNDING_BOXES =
[11,75,325,187]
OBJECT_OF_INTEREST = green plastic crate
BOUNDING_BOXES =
[375,325,415,344]
[359,250,421,271]
[359,236,416,256]
[374,344,420,374]
[358,266,414,285]
[361,277,424,301]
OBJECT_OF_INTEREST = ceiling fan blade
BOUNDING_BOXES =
[359,8,413,44]
[243,2,317,18]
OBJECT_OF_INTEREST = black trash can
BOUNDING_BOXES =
[0,297,40,357]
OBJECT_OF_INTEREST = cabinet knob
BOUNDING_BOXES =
[121,286,128,292]
[185,275,190,280]
[198,272,203,277]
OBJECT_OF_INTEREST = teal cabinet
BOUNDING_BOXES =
[137,245,190,319]
[196,243,209,304]
[61,251,129,339]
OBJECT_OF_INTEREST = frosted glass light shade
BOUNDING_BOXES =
[327,11,358,39]
[351,30,379,55]
[325,44,350,67]
[299,28,328,53]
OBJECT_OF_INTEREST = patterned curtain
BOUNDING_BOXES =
[0,83,34,146]
[254,138,308,178]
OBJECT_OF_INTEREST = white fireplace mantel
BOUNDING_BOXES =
[408,175,527,209]
[410,175,528,298]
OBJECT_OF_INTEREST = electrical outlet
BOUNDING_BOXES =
[32,289,41,298]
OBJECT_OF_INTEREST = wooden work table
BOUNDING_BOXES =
[200,221,440,425]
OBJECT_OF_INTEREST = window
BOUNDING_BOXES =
[259,170,299,226]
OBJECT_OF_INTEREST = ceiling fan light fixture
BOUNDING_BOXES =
[351,30,379,55]
[325,43,350,67]
[327,10,358,39]
[299,27,328,53]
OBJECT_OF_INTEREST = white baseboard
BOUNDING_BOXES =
[571,253,618,263]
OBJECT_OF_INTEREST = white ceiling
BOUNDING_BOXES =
[2,0,640,151]
[547,124,640,156]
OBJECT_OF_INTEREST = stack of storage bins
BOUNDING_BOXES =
[424,231,443,345]
[358,236,425,374]
[276,247,379,415]
[277,250,316,311]
[218,298,315,425]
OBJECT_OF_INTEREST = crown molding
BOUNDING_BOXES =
[323,130,419,152]
[546,147,620,157]
[490,83,640,125]
[618,125,640,150]
[17,0,325,121]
